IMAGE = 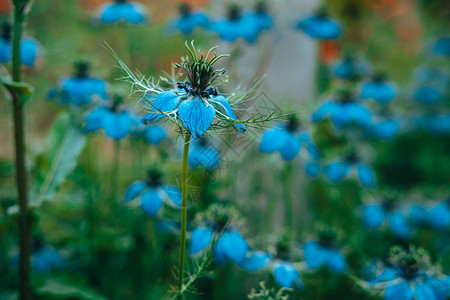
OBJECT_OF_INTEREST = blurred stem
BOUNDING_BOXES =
[282,162,293,229]
[11,1,31,300]
[177,134,190,298]
[111,140,121,203]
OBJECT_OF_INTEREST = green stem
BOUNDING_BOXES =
[11,2,31,300]
[177,134,191,298]
[282,162,293,230]
[111,140,121,203]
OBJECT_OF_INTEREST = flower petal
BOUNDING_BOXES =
[260,127,288,153]
[388,211,411,239]
[210,95,246,132]
[162,185,182,207]
[357,163,375,188]
[362,204,386,229]
[273,260,303,289]
[238,251,271,272]
[279,133,301,161]
[103,111,135,140]
[385,281,414,300]
[144,125,167,145]
[178,98,215,139]
[189,227,213,254]
[325,161,350,183]
[124,181,146,202]
[215,231,249,265]
[325,249,346,273]
[141,90,183,123]
[140,188,164,217]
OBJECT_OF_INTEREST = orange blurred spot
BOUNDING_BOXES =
[319,40,341,65]
[0,0,11,13]
[395,15,422,41]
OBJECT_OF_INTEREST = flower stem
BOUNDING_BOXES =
[177,134,191,298]
[111,140,121,202]
[11,2,31,299]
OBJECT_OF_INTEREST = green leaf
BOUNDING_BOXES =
[37,112,86,204]
[36,278,106,300]
[0,65,34,104]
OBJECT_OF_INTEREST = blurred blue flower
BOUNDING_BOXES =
[407,204,428,225]
[413,86,445,104]
[260,117,320,161]
[432,36,450,57]
[296,11,342,40]
[123,170,181,217]
[415,114,450,136]
[305,161,322,177]
[244,1,273,33]
[304,240,346,273]
[312,96,372,129]
[0,23,42,67]
[332,57,371,80]
[189,226,250,265]
[188,138,221,170]
[169,3,209,35]
[367,119,400,141]
[84,105,137,140]
[428,199,450,230]
[142,124,167,145]
[360,76,396,104]
[361,202,412,239]
[98,0,148,25]
[12,245,65,274]
[324,153,375,187]
[238,250,271,272]
[51,62,107,107]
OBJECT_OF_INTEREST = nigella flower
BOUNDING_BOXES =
[168,3,209,35]
[304,234,346,273]
[431,36,450,57]
[188,137,220,170]
[368,119,400,141]
[121,42,247,140]
[332,56,371,80]
[415,114,450,136]
[243,1,273,34]
[0,22,42,68]
[361,200,412,239]
[312,92,372,129]
[367,247,449,300]
[324,152,375,188]
[260,116,320,161]
[209,5,261,43]
[123,169,181,217]
[360,74,397,104]
[12,240,65,273]
[50,61,108,107]
[98,0,148,25]
[296,10,342,40]
[428,198,450,230]
[413,86,443,104]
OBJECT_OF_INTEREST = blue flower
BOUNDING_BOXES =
[243,2,273,34]
[304,240,346,273]
[123,171,181,217]
[413,86,443,104]
[188,139,221,170]
[324,156,375,188]
[260,117,319,161]
[12,245,65,273]
[432,36,450,57]
[312,98,372,129]
[142,124,167,145]
[332,57,371,80]
[238,251,271,272]
[368,119,400,141]
[189,226,250,265]
[407,204,428,225]
[370,267,449,300]
[170,4,209,35]
[99,0,148,25]
[84,106,137,140]
[305,161,322,177]
[0,24,42,67]
[415,114,450,135]
[142,89,245,140]
[361,202,412,239]
[296,11,342,40]
[428,200,450,230]
[360,78,396,104]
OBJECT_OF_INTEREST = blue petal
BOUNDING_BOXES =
[0,38,11,63]
[83,107,109,133]
[370,119,400,141]
[144,125,167,145]
[324,249,346,273]
[305,161,322,177]
[360,81,396,104]
[20,38,40,67]
[325,161,351,183]
[214,230,249,265]
[162,185,182,207]
[140,188,164,217]
[388,211,411,239]
[279,133,301,161]
[415,282,438,300]
[413,86,442,104]
[297,15,341,40]
[408,204,428,225]
[60,77,107,106]
[273,260,303,289]
[385,281,414,300]
[336,102,371,127]
[428,202,450,230]
[304,241,326,270]
[357,163,375,188]
[306,141,320,160]
[194,146,221,170]
[189,227,213,254]
[175,11,209,35]
[239,251,271,271]
[142,90,183,123]
[312,101,339,123]
[210,95,246,132]
[103,111,135,140]
[99,2,147,24]
[244,12,273,32]
[433,36,450,56]
[178,97,215,139]
[124,181,146,202]
[362,204,386,229]
[260,127,289,153]
[371,267,399,284]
